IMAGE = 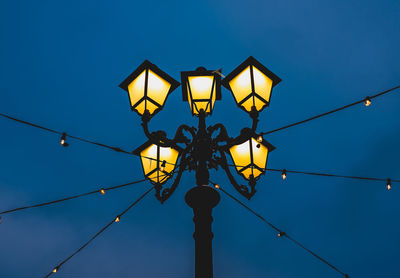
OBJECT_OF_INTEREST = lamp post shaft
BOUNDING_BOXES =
[186,186,220,278]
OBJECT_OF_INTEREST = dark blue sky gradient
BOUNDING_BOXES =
[1,1,399,277]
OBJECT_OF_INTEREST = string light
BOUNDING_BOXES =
[387,179,392,190]
[100,188,106,195]
[281,169,287,180]
[60,133,68,147]
[277,232,286,237]
[114,216,120,222]
[160,160,167,172]
[256,135,263,143]
[364,97,371,107]
[214,184,220,189]
[52,267,59,273]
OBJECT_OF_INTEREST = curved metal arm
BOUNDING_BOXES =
[142,111,196,148]
[208,123,233,151]
[173,124,196,146]
[155,153,188,203]
[250,106,259,132]
[216,151,256,200]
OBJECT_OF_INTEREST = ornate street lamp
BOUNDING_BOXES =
[120,57,281,278]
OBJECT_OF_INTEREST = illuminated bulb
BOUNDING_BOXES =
[115,216,120,222]
[52,267,58,273]
[60,133,68,147]
[364,97,371,107]
[100,188,106,195]
[214,184,220,189]
[257,135,263,143]
[277,232,284,237]
[387,179,391,191]
[281,169,287,180]
[160,160,167,172]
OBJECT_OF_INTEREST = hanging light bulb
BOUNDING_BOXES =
[160,160,167,172]
[60,132,69,147]
[100,188,106,195]
[277,232,285,237]
[364,97,371,107]
[115,216,120,222]
[281,169,287,180]
[214,184,220,189]
[52,267,59,273]
[387,179,392,191]
[256,135,263,143]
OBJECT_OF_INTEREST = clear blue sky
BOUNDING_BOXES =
[1,0,399,277]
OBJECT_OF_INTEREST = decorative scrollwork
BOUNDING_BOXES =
[216,150,256,200]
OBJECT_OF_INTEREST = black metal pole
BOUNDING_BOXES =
[185,185,220,278]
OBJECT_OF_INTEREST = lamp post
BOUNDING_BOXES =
[119,57,281,278]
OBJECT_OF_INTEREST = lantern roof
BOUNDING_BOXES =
[221,56,281,91]
[119,60,180,94]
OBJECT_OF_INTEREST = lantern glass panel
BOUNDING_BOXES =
[230,140,251,173]
[253,66,273,103]
[128,70,146,108]
[146,70,171,106]
[228,66,252,104]
[187,76,215,114]
[251,137,268,170]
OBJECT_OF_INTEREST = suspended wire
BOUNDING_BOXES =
[227,164,399,184]
[44,186,154,278]
[211,183,349,278]
[262,85,400,136]
[0,179,145,215]
[0,113,132,154]
[266,168,400,183]
[0,164,186,216]
[0,113,177,166]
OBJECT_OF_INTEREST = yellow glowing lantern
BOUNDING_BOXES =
[133,141,181,185]
[228,135,275,180]
[181,67,221,115]
[119,60,180,117]
[222,56,281,113]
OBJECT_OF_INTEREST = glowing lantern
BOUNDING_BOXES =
[228,135,275,180]
[222,56,281,113]
[119,60,180,117]
[133,141,181,185]
[181,67,221,116]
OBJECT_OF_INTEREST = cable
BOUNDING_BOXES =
[0,179,145,215]
[0,113,178,166]
[0,169,182,216]
[0,113,133,155]
[262,85,400,136]
[44,186,154,278]
[227,164,399,184]
[266,168,400,183]
[211,183,349,277]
